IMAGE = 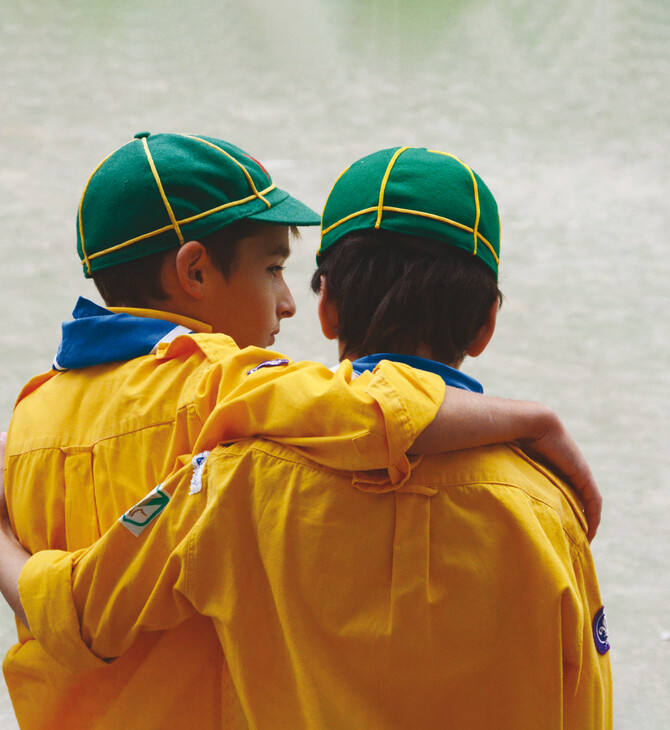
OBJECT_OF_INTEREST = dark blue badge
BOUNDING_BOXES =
[592,606,610,655]
[247,358,290,375]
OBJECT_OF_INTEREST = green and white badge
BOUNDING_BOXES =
[120,485,171,536]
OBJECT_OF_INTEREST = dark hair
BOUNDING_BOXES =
[93,221,297,308]
[310,230,503,365]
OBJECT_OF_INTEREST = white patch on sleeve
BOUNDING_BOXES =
[189,451,211,494]
[120,485,171,537]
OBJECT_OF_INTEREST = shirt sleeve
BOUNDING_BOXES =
[19,459,207,671]
[188,346,445,486]
[561,542,613,725]
[18,350,446,672]
[516,450,612,724]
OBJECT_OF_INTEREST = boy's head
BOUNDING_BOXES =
[77,132,320,346]
[311,147,502,366]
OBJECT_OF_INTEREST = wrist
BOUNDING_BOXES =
[516,401,559,444]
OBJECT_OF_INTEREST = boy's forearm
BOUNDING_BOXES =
[412,390,601,541]
[411,391,552,453]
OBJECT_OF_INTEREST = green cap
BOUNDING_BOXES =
[318,146,500,278]
[77,132,321,277]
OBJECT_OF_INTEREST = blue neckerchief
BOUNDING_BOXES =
[351,353,483,393]
[53,297,194,371]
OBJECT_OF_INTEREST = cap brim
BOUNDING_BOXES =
[249,190,321,226]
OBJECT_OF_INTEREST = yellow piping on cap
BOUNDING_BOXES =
[321,207,378,236]
[317,164,351,258]
[320,164,351,237]
[321,205,499,266]
[375,147,409,229]
[175,185,276,226]
[79,134,280,272]
[186,134,272,209]
[78,144,129,275]
[427,150,481,257]
[85,185,277,262]
[87,223,186,262]
[141,137,185,246]
[383,205,498,265]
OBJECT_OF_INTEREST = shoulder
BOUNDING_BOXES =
[414,444,589,550]
[154,331,238,363]
[205,439,342,477]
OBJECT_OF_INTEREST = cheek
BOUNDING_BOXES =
[248,284,278,325]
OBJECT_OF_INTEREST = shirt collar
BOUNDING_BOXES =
[52,297,206,372]
[350,353,483,393]
[107,306,212,333]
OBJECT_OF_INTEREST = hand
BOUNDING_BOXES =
[517,415,602,543]
[412,391,602,541]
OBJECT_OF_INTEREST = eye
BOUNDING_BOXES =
[268,264,285,276]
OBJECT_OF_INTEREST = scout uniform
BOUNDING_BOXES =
[11,144,613,728]
[19,354,612,729]
[3,135,446,729]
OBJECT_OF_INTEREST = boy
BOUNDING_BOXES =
[0,147,610,727]
[3,131,450,729]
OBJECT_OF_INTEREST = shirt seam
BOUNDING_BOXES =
[6,406,197,457]
[209,442,341,478]
[436,480,586,552]
[208,445,586,550]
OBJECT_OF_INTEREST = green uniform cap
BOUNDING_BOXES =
[318,146,500,278]
[77,132,321,277]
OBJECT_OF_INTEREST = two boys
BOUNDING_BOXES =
[1,135,605,727]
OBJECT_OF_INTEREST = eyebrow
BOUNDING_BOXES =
[269,243,291,258]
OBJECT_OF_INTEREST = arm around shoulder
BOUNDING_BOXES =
[412,393,602,540]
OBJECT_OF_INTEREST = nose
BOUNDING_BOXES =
[278,280,296,319]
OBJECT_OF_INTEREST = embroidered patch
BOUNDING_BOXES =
[247,358,290,375]
[592,606,610,655]
[120,485,171,536]
[189,451,211,494]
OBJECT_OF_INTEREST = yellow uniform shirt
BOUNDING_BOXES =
[22,440,612,729]
[5,308,444,730]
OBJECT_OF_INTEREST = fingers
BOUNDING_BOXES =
[519,424,603,543]
[566,453,601,542]
[581,475,603,543]
[561,463,602,543]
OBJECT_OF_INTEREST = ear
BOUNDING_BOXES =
[175,240,208,299]
[466,300,498,358]
[317,276,339,340]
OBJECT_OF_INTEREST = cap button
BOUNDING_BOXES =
[134,131,151,139]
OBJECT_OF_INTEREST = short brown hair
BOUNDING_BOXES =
[93,221,296,308]
[311,230,503,365]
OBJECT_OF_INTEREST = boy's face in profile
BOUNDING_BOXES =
[204,224,296,349]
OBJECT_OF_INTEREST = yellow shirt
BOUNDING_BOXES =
[5,309,444,730]
[22,440,612,730]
